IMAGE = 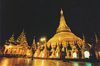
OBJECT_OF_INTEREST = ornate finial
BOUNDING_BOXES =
[12,33,14,36]
[82,33,85,43]
[60,8,63,15]
[23,28,25,32]
[94,32,98,43]
[82,33,85,38]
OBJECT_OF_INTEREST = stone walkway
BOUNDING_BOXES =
[0,57,100,66]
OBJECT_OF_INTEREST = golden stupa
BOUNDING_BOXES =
[47,9,83,49]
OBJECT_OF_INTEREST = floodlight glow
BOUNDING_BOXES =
[40,38,46,41]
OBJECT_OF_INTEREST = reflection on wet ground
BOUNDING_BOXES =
[0,57,100,66]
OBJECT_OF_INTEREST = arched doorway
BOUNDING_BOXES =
[42,53,44,58]
[99,51,100,56]
[73,52,77,59]
[56,52,58,58]
[84,51,90,59]
[98,51,100,59]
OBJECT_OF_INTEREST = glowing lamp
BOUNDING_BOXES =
[40,38,46,41]
[37,42,39,45]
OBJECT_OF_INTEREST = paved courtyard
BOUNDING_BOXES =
[0,57,100,66]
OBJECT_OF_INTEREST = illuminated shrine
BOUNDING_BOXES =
[94,33,100,59]
[46,9,91,59]
[2,9,100,60]
[3,29,32,57]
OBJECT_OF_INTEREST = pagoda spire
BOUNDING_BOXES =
[32,36,36,47]
[82,33,85,43]
[60,8,63,15]
[82,33,86,49]
[9,33,15,43]
[16,29,27,44]
[94,32,98,43]
[56,9,71,33]
[33,36,35,44]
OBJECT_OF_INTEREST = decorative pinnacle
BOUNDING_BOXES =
[23,28,25,32]
[12,33,14,36]
[60,9,63,15]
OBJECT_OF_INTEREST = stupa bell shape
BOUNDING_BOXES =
[47,9,83,49]
[56,9,71,33]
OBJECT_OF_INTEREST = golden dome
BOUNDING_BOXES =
[47,32,82,46]
[47,9,83,48]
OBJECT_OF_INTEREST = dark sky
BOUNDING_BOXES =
[1,0,100,46]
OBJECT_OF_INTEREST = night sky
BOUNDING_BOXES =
[1,0,100,46]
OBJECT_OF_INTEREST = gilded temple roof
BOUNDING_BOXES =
[47,9,83,48]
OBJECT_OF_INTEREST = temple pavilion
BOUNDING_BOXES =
[3,29,33,57]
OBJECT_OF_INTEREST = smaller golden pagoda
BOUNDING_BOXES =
[3,29,32,57]
[94,33,100,59]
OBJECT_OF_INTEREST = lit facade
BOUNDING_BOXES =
[34,9,100,59]
[46,9,91,59]
[94,33,100,59]
[3,29,32,57]
[2,9,100,60]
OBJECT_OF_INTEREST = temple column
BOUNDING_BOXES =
[71,51,73,58]
[95,51,98,59]
[81,50,84,59]
[7,48,11,54]
[4,48,8,54]
[76,51,78,59]
[11,49,14,54]
[67,51,69,58]
[66,48,67,57]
